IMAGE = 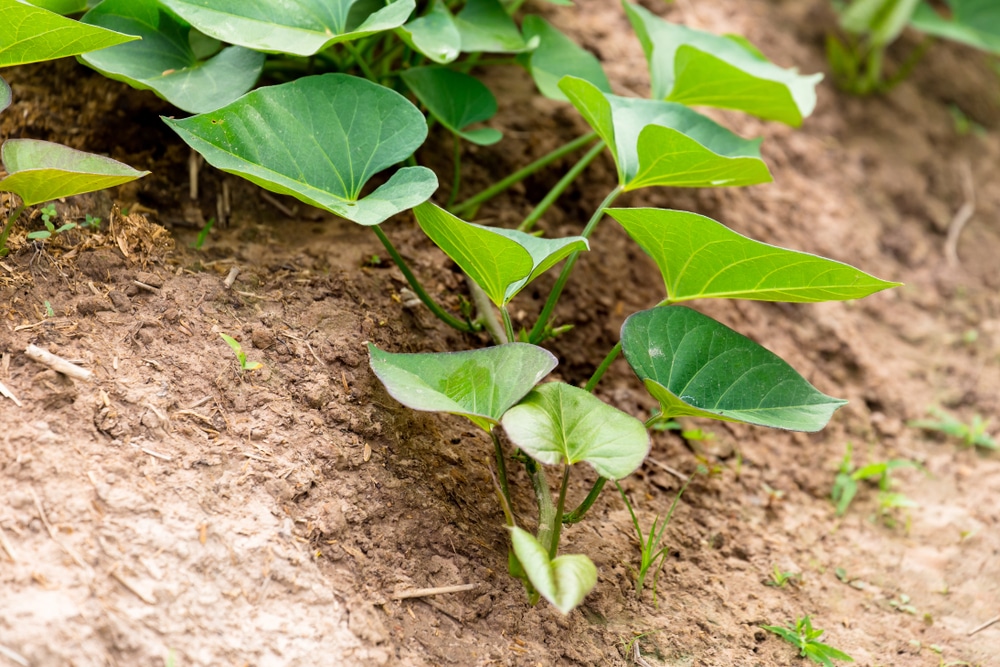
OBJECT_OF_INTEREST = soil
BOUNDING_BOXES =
[2,1,1000,666]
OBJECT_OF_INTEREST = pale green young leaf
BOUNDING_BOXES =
[164,74,437,226]
[0,76,10,114]
[509,527,597,614]
[608,208,900,302]
[521,15,611,102]
[911,0,1000,54]
[0,0,137,67]
[502,382,650,479]
[0,139,148,207]
[158,0,416,56]
[454,0,539,53]
[367,343,558,431]
[401,67,502,145]
[396,0,460,64]
[621,307,847,432]
[840,0,921,46]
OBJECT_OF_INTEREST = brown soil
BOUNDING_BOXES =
[2,1,1000,666]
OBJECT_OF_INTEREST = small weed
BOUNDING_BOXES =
[220,333,261,372]
[831,443,920,519]
[27,203,79,240]
[43,300,54,317]
[761,616,854,667]
[888,593,917,614]
[364,253,382,267]
[191,217,214,249]
[765,564,803,588]
[908,408,997,451]
[82,213,101,228]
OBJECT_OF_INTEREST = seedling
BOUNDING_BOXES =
[908,408,998,451]
[765,564,803,588]
[220,333,261,372]
[190,217,214,250]
[761,616,854,667]
[831,443,920,519]
[26,204,78,240]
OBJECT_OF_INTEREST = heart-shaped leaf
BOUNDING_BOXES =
[158,0,416,56]
[621,306,846,432]
[509,526,597,615]
[368,343,557,431]
[502,382,649,480]
[0,0,137,67]
[608,208,901,303]
[911,1,1000,54]
[413,202,588,306]
[396,1,461,64]
[521,15,611,102]
[559,76,771,190]
[625,3,822,126]
[400,67,502,145]
[455,0,539,53]
[0,139,148,207]
[164,74,437,226]
[79,0,264,114]
[0,76,10,114]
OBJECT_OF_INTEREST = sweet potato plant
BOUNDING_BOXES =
[1,0,900,612]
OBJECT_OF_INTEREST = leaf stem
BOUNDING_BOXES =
[468,279,506,344]
[500,306,516,343]
[447,131,462,209]
[584,341,621,393]
[518,140,606,233]
[527,458,556,554]
[561,477,606,524]
[491,428,516,527]
[344,42,378,82]
[0,202,26,257]
[548,466,571,559]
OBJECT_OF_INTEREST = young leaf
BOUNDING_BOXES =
[508,526,597,614]
[559,76,771,190]
[0,139,148,207]
[413,202,587,306]
[840,0,921,46]
[911,0,1000,54]
[621,306,847,432]
[0,76,10,114]
[158,0,417,56]
[400,67,502,145]
[521,16,611,102]
[624,2,822,126]
[502,382,650,480]
[79,0,264,114]
[0,0,137,67]
[454,0,539,53]
[164,74,437,226]
[608,208,900,303]
[367,343,558,431]
[396,1,461,64]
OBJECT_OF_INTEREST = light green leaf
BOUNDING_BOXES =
[621,306,847,432]
[158,0,416,56]
[0,0,137,67]
[608,208,901,303]
[79,0,264,114]
[509,526,597,614]
[396,0,460,64]
[23,0,89,15]
[0,76,10,114]
[521,15,611,102]
[841,0,921,46]
[0,139,148,207]
[367,343,557,431]
[502,382,649,479]
[911,1,1000,54]
[454,0,539,53]
[559,76,771,190]
[164,74,437,226]
[413,202,587,306]
[625,2,822,126]
[400,67,502,145]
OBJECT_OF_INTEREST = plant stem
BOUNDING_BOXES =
[491,428,515,527]
[528,186,623,343]
[561,477,606,524]
[518,140,606,233]
[344,42,378,82]
[450,132,599,217]
[468,279,506,344]
[447,132,462,209]
[0,202,26,257]
[584,342,621,393]
[371,225,478,333]
[500,306,516,343]
[527,458,556,554]
[548,466,571,559]
[883,36,935,93]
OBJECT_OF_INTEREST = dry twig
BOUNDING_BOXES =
[968,613,1000,637]
[0,378,21,407]
[25,344,93,381]
[391,583,478,600]
[945,161,976,267]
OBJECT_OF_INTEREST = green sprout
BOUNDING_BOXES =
[831,443,921,520]
[765,564,803,588]
[908,408,997,451]
[762,616,854,667]
[220,333,262,372]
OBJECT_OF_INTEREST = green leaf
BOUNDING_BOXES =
[396,0,460,64]
[841,0,921,46]
[608,208,900,303]
[0,76,10,114]
[164,74,437,226]
[454,0,539,53]
[508,526,597,614]
[79,0,264,114]
[413,202,587,306]
[621,306,847,432]
[0,139,149,207]
[367,343,557,431]
[400,67,502,145]
[624,2,822,126]
[502,382,649,479]
[0,0,137,67]
[911,1,1000,54]
[158,0,416,56]
[521,15,611,102]
[559,76,771,190]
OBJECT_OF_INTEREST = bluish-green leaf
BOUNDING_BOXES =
[625,2,822,126]
[367,343,557,431]
[0,139,148,207]
[608,208,900,303]
[559,76,771,190]
[396,0,460,64]
[79,0,264,114]
[509,527,597,615]
[502,382,649,479]
[0,76,10,114]
[911,1,1000,54]
[164,74,437,226]
[158,0,416,56]
[401,67,502,145]
[454,0,539,53]
[413,202,587,306]
[621,306,847,432]
[0,0,137,67]
[521,15,611,102]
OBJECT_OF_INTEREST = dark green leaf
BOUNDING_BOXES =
[455,0,538,53]
[509,526,597,614]
[401,67,502,145]
[397,0,460,64]
[521,15,611,102]
[0,0,137,67]
[911,1,1000,54]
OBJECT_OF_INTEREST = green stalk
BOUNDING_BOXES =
[450,132,599,217]
[518,140,606,233]
[500,306,516,343]
[491,428,516,527]
[447,131,462,209]
[370,225,478,333]
[883,36,935,93]
[584,341,621,393]
[527,458,556,554]
[0,202,26,257]
[548,466,571,560]
[528,186,624,343]
[562,477,606,524]
[344,42,378,82]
